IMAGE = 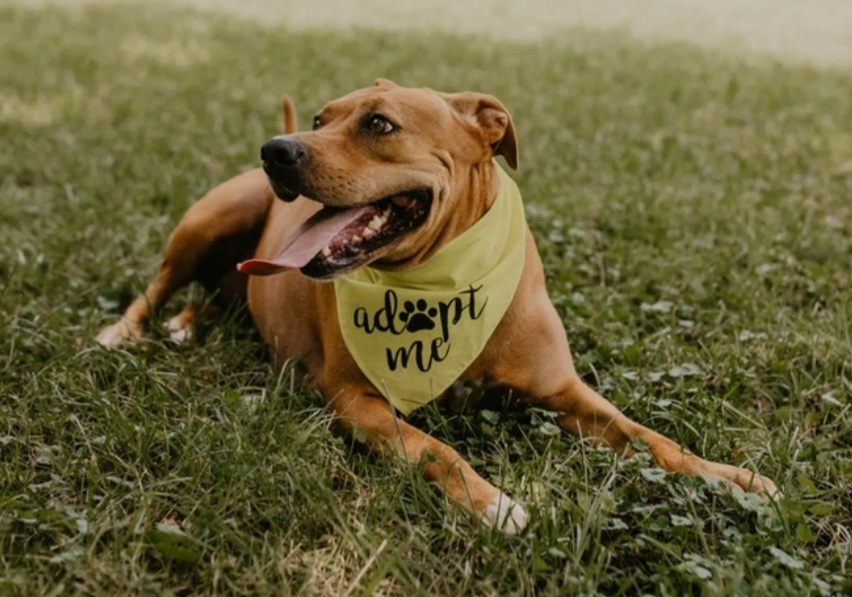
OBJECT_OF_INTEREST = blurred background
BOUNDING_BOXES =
[19,0,852,67]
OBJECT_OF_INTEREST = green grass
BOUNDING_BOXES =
[2,3,851,595]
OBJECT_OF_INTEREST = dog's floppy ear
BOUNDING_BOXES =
[446,92,519,170]
[375,78,400,89]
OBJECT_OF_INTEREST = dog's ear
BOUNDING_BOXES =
[447,92,519,170]
[281,96,297,135]
[375,78,400,89]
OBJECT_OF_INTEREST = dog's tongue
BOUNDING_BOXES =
[238,206,371,276]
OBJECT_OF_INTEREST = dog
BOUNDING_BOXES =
[97,80,778,534]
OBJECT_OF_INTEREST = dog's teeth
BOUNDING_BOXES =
[321,246,331,257]
[363,227,376,239]
[368,216,383,231]
[351,234,362,243]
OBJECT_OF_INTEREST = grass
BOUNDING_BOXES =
[1,2,851,595]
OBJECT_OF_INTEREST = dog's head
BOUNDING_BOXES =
[245,80,517,280]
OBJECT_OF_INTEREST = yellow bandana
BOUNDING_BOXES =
[333,165,526,414]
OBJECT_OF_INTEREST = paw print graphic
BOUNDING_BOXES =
[399,299,438,332]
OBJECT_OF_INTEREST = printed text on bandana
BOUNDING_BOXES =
[353,285,487,372]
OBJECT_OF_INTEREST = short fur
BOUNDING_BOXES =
[98,81,778,534]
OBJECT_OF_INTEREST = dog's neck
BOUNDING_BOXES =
[332,162,526,411]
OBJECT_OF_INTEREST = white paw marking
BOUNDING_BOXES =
[165,317,193,344]
[96,327,123,348]
[482,492,529,535]
[96,321,139,348]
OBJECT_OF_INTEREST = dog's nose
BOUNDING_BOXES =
[261,137,307,202]
[261,137,307,169]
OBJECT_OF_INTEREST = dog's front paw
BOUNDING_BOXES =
[164,315,193,345]
[482,492,529,535]
[96,319,142,348]
[730,469,782,501]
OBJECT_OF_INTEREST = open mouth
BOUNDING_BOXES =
[238,189,432,278]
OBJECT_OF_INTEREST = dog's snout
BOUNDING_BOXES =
[261,137,306,201]
[261,137,307,168]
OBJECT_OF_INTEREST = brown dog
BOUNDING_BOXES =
[97,80,778,534]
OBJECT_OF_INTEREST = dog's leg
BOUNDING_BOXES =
[96,265,182,347]
[504,298,779,498]
[330,389,529,534]
[97,170,273,347]
[533,377,779,497]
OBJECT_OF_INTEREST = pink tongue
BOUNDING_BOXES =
[238,205,373,276]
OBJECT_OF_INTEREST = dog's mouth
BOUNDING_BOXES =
[238,190,432,279]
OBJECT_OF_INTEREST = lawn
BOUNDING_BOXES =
[1,2,851,595]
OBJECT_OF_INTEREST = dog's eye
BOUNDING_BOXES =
[312,115,322,130]
[365,114,395,135]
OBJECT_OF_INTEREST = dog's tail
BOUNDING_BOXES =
[282,97,297,134]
